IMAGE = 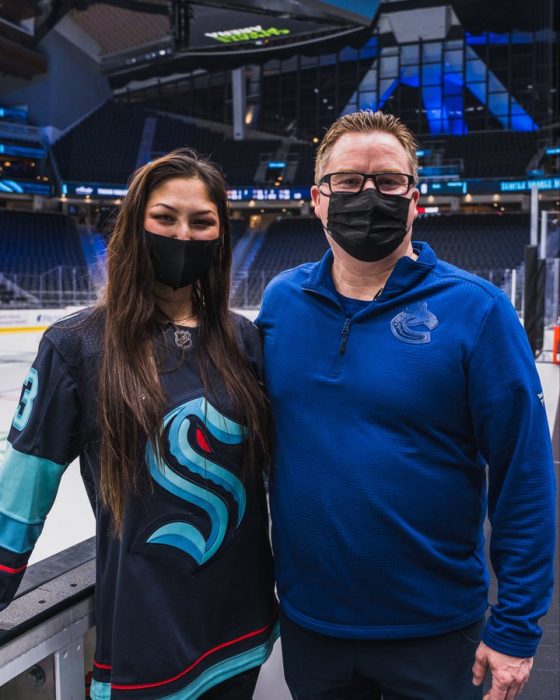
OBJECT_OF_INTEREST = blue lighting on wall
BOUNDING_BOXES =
[377,78,400,108]
[0,107,28,123]
[344,35,540,135]
[0,143,45,159]
[465,31,556,46]
[0,179,50,195]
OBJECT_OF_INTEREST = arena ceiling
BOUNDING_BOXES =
[0,1,558,83]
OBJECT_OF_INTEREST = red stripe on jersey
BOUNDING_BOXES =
[0,563,27,574]
[111,620,274,691]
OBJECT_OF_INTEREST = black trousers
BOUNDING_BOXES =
[199,666,261,699]
[280,611,485,700]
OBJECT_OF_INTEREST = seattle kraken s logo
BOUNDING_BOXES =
[145,397,247,567]
[390,302,439,344]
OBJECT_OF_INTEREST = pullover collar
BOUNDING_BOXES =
[302,241,437,305]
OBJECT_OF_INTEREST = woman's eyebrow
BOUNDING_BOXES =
[149,203,177,211]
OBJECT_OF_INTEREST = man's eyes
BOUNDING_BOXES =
[333,175,361,186]
[378,177,403,187]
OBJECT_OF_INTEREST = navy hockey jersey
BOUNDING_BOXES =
[0,309,278,699]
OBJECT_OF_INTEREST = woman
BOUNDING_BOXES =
[0,149,278,699]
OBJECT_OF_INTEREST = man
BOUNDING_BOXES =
[256,110,555,700]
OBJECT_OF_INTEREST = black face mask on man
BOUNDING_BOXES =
[326,188,412,262]
[146,230,220,290]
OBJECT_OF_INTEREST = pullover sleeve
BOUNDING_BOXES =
[235,315,265,383]
[0,335,84,610]
[467,293,556,657]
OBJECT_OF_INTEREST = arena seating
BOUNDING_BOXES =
[231,217,327,307]
[229,219,248,248]
[152,114,280,183]
[211,138,282,185]
[231,212,531,307]
[413,213,530,271]
[53,102,148,183]
[287,143,316,186]
[439,131,539,179]
[0,210,88,294]
[285,131,539,186]
[152,115,221,160]
[51,99,540,190]
[54,103,282,186]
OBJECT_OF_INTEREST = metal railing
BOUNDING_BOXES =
[0,267,100,309]
[0,539,96,700]
[544,257,560,326]
[230,266,548,313]
[1,260,559,322]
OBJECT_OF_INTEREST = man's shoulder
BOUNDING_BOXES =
[264,260,319,298]
[431,258,503,301]
[256,260,322,327]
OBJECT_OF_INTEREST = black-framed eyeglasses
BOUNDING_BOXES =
[318,172,415,196]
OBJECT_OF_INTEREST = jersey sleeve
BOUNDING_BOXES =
[467,292,556,657]
[0,334,84,610]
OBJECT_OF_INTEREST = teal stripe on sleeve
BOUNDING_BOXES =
[0,510,43,554]
[0,442,67,525]
[89,679,111,700]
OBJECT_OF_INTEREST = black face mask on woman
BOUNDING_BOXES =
[146,230,220,290]
[326,188,411,262]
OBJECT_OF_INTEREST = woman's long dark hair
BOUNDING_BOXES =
[97,148,272,534]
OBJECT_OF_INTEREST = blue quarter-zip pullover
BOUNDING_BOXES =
[257,242,555,658]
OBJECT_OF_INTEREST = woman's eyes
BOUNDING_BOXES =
[152,215,216,228]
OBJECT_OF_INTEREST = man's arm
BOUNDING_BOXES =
[467,292,556,694]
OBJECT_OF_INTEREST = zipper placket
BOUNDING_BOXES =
[339,318,351,355]
[329,317,351,377]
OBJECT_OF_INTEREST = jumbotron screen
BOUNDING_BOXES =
[108,1,381,86]
[183,1,380,51]
[197,1,380,27]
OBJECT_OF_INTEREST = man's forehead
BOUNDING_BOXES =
[325,131,409,169]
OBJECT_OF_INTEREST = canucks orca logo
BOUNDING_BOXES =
[145,397,247,567]
[390,302,439,344]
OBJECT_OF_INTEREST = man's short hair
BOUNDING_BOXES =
[314,110,419,184]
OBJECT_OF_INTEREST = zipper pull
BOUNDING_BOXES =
[339,318,351,355]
